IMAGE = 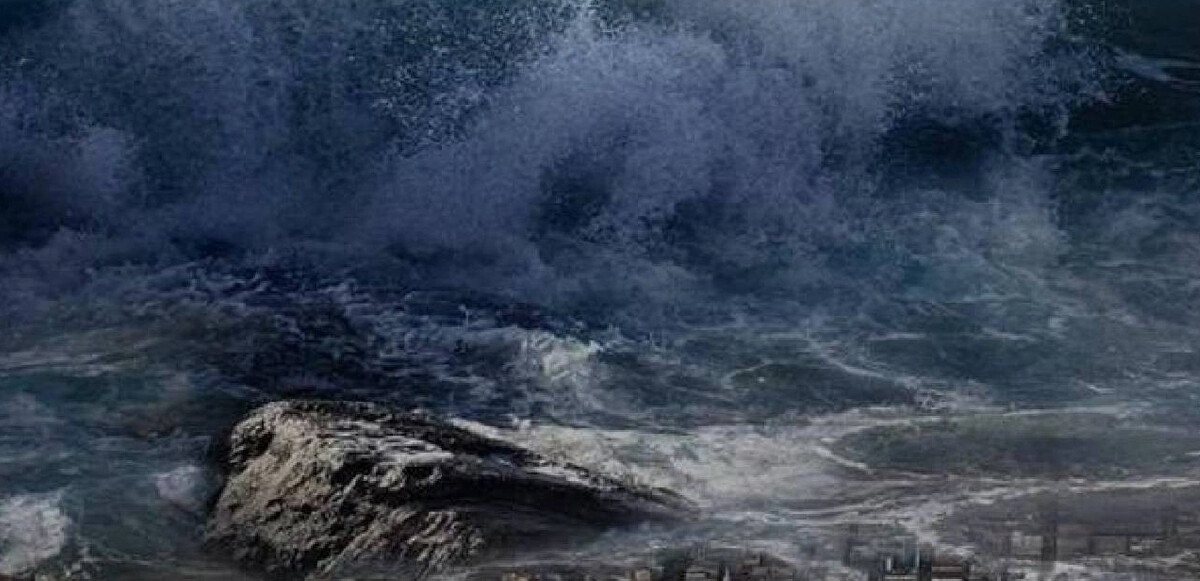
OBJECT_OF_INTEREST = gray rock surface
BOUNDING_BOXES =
[205,401,698,579]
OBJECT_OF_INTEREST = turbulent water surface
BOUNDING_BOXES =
[2,0,1200,578]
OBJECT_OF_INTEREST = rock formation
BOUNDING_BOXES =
[205,401,697,579]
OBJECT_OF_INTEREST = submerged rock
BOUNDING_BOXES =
[205,401,698,579]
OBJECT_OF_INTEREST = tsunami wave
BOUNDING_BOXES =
[3,0,1200,578]
[0,0,1103,325]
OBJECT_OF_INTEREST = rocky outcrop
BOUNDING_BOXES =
[205,401,698,579]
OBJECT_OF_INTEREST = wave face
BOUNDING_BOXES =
[0,0,1102,319]
[4,0,1200,578]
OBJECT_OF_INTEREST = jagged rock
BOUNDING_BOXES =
[205,401,698,579]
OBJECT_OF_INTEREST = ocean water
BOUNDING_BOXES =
[1,0,1200,578]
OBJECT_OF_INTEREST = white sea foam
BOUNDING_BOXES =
[0,0,1100,321]
[0,491,70,576]
[153,465,218,517]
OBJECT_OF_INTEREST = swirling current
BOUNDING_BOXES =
[2,0,1200,578]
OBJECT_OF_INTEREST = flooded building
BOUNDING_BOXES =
[928,557,969,581]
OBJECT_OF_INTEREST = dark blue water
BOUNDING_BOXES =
[2,0,1200,578]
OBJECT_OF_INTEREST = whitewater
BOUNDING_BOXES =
[2,0,1200,578]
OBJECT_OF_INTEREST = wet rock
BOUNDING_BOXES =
[205,401,698,579]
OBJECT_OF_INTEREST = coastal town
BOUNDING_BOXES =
[488,497,1200,581]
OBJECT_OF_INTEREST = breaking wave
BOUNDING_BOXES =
[0,0,1103,326]
[7,0,1200,577]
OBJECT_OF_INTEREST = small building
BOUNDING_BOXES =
[1008,532,1042,559]
[1055,524,1091,558]
[1090,534,1130,556]
[686,562,723,581]
[929,556,970,581]
[733,552,799,581]
[878,553,919,581]
[1129,536,1165,556]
